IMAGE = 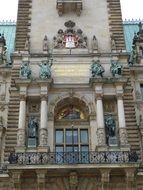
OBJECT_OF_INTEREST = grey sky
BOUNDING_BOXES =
[0,0,142,21]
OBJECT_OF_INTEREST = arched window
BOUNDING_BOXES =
[54,98,89,153]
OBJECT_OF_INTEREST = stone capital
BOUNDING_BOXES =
[19,94,27,101]
[40,94,48,101]
[95,93,103,100]
[116,93,123,100]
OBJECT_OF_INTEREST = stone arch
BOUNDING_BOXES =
[49,93,95,120]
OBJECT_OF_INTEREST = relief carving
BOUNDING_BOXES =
[96,128,106,146]
[119,128,128,145]
[69,172,78,190]
[53,20,87,49]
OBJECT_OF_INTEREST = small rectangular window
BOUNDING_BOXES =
[66,129,78,144]
[56,129,64,144]
[80,129,88,144]
[140,84,143,100]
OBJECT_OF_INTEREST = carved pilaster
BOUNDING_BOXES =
[36,170,46,190]
[17,128,25,147]
[100,169,110,190]
[69,171,78,190]
[96,128,106,146]
[39,128,48,147]
[119,128,128,146]
[125,169,135,190]
[11,171,21,190]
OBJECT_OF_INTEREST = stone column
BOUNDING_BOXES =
[36,170,46,190]
[12,171,21,190]
[39,95,48,151]
[17,95,26,149]
[125,169,135,190]
[117,94,128,146]
[100,169,110,190]
[96,94,106,147]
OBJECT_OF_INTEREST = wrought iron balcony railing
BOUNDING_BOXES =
[9,151,138,165]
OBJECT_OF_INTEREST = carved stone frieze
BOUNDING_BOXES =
[119,128,128,146]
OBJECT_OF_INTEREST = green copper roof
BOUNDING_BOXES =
[0,20,141,62]
[0,21,16,63]
[123,20,141,52]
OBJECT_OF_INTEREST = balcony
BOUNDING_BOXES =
[9,151,138,165]
[56,0,82,16]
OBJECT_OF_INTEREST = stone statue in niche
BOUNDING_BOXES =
[92,35,98,51]
[20,62,31,79]
[110,35,116,51]
[39,59,53,79]
[0,33,7,64]
[91,60,105,77]
[53,20,87,49]
[110,60,122,77]
[28,117,38,138]
[104,114,116,145]
[128,45,136,65]
[43,35,49,52]
[24,35,30,52]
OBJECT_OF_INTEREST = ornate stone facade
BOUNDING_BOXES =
[0,0,143,189]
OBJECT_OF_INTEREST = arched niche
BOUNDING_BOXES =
[54,97,90,122]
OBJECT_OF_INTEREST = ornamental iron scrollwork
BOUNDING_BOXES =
[9,151,138,165]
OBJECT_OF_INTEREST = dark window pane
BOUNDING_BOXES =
[140,84,143,100]
[66,129,78,144]
[56,146,64,152]
[56,129,63,144]
[80,129,88,143]
[81,145,89,152]
[66,146,78,152]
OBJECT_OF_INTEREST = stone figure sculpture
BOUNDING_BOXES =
[39,59,53,79]
[91,60,105,77]
[28,117,38,138]
[92,35,98,51]
[128,45,136,65]
[20,62,31,79]
[110,35,116,51]
[105,114,116,144]
[43,35,48,51]
[110,60,122,77]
